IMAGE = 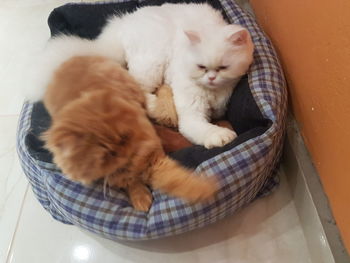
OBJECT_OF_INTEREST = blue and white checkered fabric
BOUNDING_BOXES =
[17,0,287,240]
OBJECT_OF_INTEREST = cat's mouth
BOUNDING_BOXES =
[204,81,219,89]
[197,80,220,89]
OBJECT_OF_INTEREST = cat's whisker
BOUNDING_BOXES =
[103,175,109,198]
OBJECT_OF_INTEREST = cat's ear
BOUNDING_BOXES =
[184,30,201,45]
[228,29,249,46]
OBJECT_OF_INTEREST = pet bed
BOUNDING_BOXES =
[17,0,287,240]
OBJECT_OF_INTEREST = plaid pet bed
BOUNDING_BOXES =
[17,0,287,240]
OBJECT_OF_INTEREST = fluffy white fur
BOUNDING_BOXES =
[26,3,254,148]
[24,35,125,101]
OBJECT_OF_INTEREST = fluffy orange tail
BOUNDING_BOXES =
[151,156,218,203]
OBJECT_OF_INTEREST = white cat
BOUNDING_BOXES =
[100,3,254,148]
[26,3,254,149]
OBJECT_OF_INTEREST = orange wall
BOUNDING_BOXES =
[249,0,350,251]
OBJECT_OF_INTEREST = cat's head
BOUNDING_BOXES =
[43,90,160,186]
[184,24,254,89]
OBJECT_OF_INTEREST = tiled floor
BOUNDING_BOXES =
[1,1,313,262]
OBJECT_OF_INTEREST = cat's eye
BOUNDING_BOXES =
[217,66,228,71]
[109,151,117,157]
[197,64,207,70]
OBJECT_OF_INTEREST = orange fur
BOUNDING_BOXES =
[42,56,218,211]
[149,84,178,128]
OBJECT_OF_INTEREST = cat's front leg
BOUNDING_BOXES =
[177,108,237,149]
[171,78,237,148]
[203,124,237,149]
[174,90,237,149]
[127,181,153,212]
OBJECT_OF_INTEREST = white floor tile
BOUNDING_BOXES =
[0,2,68,260]
[0,1,86,116]
[6,172,312,263]
[0,116,28,263]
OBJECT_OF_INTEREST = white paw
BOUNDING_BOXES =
[204,127,237,149]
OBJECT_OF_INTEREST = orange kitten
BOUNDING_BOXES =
[42,56,217,211]
[148,84,178,128]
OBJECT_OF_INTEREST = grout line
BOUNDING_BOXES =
[284,115,350,262]
[280,165,315,263]
[5,183,30,263]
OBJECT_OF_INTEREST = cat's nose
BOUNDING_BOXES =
[209,76,216,81]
